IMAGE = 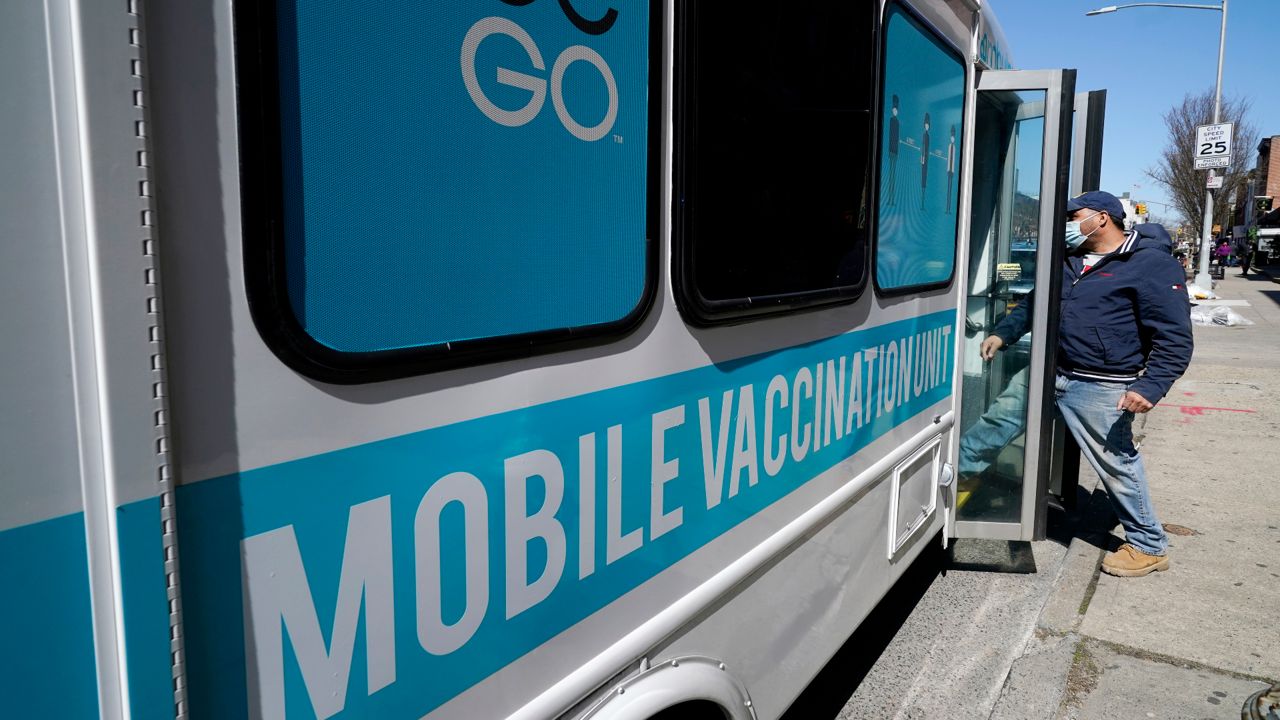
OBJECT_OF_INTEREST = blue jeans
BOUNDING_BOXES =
[958,366,1030,476]
[1055,374,1168,556]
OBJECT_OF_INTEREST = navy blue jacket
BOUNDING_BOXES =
[992,224,1193,404]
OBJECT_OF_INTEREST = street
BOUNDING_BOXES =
[787,271,1280,720]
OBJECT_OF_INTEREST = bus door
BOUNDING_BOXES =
[1043,89,1110,508]
[950,69,1076,542]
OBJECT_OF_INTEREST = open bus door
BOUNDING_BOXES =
[1045,89,1110,511]
[949,68,1076,542]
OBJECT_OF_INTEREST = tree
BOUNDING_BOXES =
[1146,90,1257,234]
[1011,191,1039,240]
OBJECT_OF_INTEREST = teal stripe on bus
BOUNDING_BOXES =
[175,310,956,718]
[118,497,176,719]
[0,511,100,717]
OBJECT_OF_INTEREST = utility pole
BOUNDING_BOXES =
[1195,0,1229,289]
[1086,2,1229,288]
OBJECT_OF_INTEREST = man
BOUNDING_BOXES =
[1236,232,1256,276]
[979,191,1193,577]
[957,365,1030,478]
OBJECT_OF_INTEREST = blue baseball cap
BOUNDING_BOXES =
[1066,190,1125,220]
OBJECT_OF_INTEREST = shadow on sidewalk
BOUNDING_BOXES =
[1258,290,1280,310]
[1246,265,1280,284]
[1046,485,1122,554]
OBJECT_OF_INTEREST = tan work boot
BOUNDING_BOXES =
[1101,544,1170,577]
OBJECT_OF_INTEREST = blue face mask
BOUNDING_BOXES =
[1064,211,1102,251]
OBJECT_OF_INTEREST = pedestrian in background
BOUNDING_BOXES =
[1216,239,1232,267]
[980,191,1193,577]
[1236,235,1255,276]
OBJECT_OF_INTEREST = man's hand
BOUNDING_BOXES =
[1117,390,1154,414]
[979,335,1005,361]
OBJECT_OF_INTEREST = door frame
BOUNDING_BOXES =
[950,68,1076,542]
[1048,90,1109,508]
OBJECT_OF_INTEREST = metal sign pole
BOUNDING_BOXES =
[1194,0,1229,290]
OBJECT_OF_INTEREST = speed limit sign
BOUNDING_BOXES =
[1194,122,1233,169]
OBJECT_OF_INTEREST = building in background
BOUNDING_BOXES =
[1236,135,1279,228]
[1256,136,1280,204]
[1247,135,1280,262]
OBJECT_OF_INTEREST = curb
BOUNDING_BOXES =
[986,478,1114,719]
[1037,480,1113,637]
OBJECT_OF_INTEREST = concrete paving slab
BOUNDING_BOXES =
[989,631,1077,720]
[1060,639,1271,720]
[836,538,1070,720]
[1081,527,1280,680]
[1189,298,1251,306]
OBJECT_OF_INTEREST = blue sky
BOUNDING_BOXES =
[994,0,1279,222]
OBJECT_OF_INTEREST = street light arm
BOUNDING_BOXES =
[1086,2,1222,13]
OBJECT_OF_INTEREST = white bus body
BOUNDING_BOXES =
[1,1,1080,719]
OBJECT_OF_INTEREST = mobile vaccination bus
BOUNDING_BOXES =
[1,0,1107,718]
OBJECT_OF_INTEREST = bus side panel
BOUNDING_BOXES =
[650,428,950,720]
[0,1,101,714]
[54,0,188,714]
[144,2,965,718]
[164,311,955,719]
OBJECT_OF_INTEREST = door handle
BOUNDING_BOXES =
[938,462,955,489]
[940,461,955,549]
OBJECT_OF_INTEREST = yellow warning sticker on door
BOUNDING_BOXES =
[997,263,1022,281]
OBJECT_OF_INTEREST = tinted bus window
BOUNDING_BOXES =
[240,1,657,380]
[875,5,966,292]
[675,3,876,322]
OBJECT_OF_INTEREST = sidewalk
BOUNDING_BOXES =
[808,274,1280,720]
[1004,271,1280,719]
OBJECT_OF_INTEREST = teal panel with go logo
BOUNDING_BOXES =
[273,0,651,353]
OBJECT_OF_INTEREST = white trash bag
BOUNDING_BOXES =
[1190,305,1254,327]
[1185,284,1218,300]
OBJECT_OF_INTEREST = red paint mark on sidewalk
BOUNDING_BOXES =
[1156,403,1257,416]
[1183,392,1197,397]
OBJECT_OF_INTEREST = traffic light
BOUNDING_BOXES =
[1135,202,1148,216]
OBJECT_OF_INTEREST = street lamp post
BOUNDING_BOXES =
[1086,1,1228,290]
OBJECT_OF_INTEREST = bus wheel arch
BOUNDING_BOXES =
[579,655,756,720]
